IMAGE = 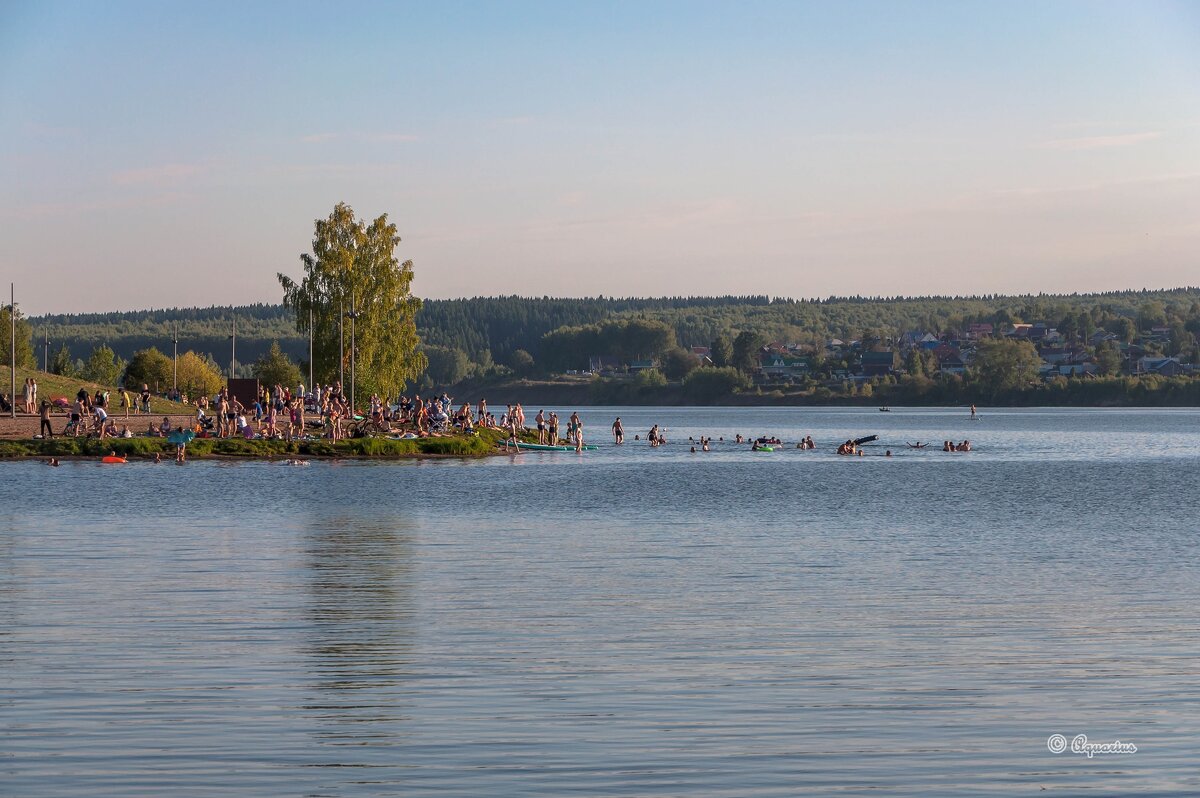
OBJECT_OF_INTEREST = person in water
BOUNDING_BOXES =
[612,417,624,445]
[572,411,584,452]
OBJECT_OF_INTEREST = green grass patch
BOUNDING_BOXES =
[0,430,501,459]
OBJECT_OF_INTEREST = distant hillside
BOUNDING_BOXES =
[27,288,1200,378]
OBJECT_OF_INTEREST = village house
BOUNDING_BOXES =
[859,350,898,377]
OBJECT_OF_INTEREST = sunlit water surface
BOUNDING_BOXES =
[2,407,1198,796]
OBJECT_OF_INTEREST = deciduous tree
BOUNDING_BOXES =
[253,341,302,388]
[971,338,1041,396]
[279,202,426,398]
[732,330,766,374]
[0,305,35,369]
[124,347,173,390]
[176,351,224,397]
[51,343,77,377]
[83,344,125,386]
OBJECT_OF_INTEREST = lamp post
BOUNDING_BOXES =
[308,305,313,395]
[172,321,178,394]
[338,294,344,391]
[346,301,358,414]
[229,316,237,382]
[43,334,49,373]
[8,283,14,419]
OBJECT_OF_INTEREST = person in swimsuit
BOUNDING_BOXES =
[536,409,546,444]
[68,398,85,436]
[572,412,584,452]
[612,417,624,445]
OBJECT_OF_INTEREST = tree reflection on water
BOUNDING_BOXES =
[302,514,417,746]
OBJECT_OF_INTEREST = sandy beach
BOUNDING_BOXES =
[0,412,201,441]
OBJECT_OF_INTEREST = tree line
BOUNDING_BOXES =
[15,287,1200,396]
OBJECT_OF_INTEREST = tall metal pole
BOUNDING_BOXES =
[172,321,178,393]
[338,294,344,390]
[43,334,49,373]
[308,305,313,394]
[230,316,237,382]
[349,299,356,414]
[9,283,15,419]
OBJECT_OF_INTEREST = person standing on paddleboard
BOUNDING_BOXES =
[570,411,583,452]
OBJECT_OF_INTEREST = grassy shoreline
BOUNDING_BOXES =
[0,428,512,460]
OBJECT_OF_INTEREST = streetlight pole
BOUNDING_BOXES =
[43,334,49,373]
[338,294,345,390]
[308,305,313,395]
[9,283,14,419]
[229,316,237,382]
[348,299,357,414]
[172,321,178,394]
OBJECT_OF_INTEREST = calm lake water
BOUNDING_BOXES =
[2,407,1199,796]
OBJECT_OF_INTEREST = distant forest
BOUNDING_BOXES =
[28,288,1200,384]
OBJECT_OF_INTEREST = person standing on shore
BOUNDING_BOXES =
[38,399,53,438]
[611,417,623,445]
[535,409,546,444]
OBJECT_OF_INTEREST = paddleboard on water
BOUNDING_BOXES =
[509,442,598,451]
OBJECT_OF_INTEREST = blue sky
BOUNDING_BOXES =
[1,1,1198,313]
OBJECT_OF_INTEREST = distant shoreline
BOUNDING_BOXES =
[439,378,1200,409]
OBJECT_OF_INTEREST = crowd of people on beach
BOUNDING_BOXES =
[17,376,986,463]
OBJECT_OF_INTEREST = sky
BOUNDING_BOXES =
[1,0,1198,314]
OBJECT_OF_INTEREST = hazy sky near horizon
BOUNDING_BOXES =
[2,0,1198,315]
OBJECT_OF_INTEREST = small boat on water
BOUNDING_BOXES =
[879,407,891,412]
